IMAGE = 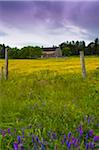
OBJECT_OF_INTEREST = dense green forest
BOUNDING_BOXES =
[60,38,99,56]
[0,38,99,59]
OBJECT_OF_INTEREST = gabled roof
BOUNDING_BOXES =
[42,47,59,51]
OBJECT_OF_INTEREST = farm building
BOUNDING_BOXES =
[42,47,62,58]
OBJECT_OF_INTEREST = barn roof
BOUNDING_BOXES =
[42,47,59,51]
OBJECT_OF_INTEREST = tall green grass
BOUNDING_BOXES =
[0,69,99,135]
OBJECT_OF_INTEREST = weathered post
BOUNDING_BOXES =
[5,48,8,80]
[0,69,1,80]
[80,51,86,78]
[1,66,4,79]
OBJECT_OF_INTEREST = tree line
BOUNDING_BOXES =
[0,38,99,59]
[0,45,42,59]
[60,38,99,56]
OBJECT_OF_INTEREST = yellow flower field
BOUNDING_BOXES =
[0,56,99,149]
[0,56,99,76]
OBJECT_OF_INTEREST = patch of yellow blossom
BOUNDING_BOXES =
[0,57,99,76]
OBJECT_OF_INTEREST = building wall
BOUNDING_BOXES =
[42,47,62,58]
[55,48,62,57]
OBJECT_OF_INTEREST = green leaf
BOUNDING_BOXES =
[0,135,2,142]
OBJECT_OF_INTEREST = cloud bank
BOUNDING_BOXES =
[0,1,99,47]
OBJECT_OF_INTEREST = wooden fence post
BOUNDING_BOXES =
[0,68,2,80]
[5,48,8,80]
[80,51,86,78]
[1,66,4,79]
[0,69,1,80]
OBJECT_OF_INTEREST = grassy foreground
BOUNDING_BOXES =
[0,57,99,149]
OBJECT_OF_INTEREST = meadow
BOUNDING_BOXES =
[0,56,99,149]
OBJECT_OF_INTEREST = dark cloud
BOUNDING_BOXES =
[0,1,99,45]
[0,1,99,28]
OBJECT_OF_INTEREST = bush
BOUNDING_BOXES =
[62,47,71,56]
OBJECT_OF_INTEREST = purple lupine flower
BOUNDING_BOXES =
[8,128,11,134]
[17,135,21,144]
[66,140,69,147]
[84,115,87,121]
[52,132,57,139]
[88,116,91,125]
[66,140,71,150]
[41,144,45,150]
[13,142,18,150]
[32,136,34,143]
[94,136,99,142]
[61,139,64,145]
[79,129,83,136]
[77,138,80,144]
[69,141,73,145]
[0,129,2,133]
[14,128,16,134]
[79,124,82,130]
[22,131,24,138]
[89,130,93,137]
[74,142,78,148]
[64,134,66,142]
[72,137,76,145]
[2,130,6,137]
[68,132,72,139]
[91,142,94,150]
[78,124,83,136]
[89,142,94,149]
[36,136,39,142]
[21,129,24,134]
[36,136,41,144]
[86,134,89,140]
[67,141,71,150]
[86,143,89,150]
[14,128,16,132]
[72,136,75,140]
[74,139,79,148]
[43,138,46,143]
[20,144,24,150]
[75,138,80,148]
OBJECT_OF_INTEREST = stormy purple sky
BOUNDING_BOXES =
[0,1,99,48]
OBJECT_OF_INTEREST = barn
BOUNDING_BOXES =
[42,47,62,58]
